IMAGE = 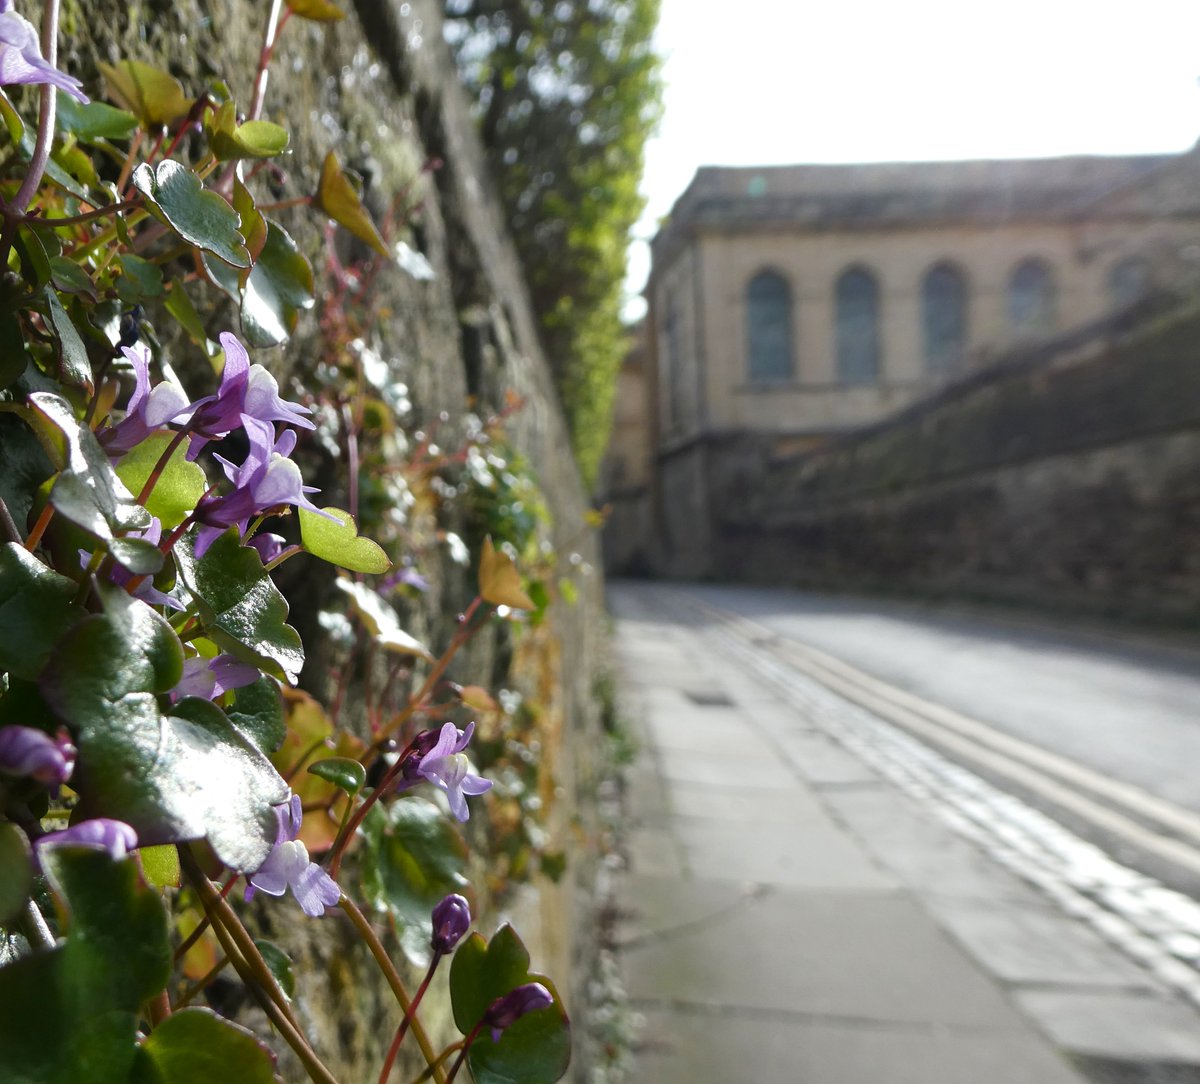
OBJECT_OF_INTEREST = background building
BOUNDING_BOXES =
[603,151,1200,577]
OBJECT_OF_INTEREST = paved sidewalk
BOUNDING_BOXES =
[609,584,1096,1083]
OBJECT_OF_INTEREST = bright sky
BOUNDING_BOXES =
[625,0,1200,314]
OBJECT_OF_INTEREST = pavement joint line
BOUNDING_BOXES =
[626,996,1034,1035]
[641,586,1200,1045]
[617,880,771,948]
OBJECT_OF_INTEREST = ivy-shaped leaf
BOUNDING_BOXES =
[116,253,164,304]
[334,576,433,659]
[206,101,289,161]
[55,94,138,143]
[307,756,365,795]
[238,221,314,348]
[316,151,388,257]
[115,431,206,528]
[49,256,97,300]
[135,1007,276,1083]
[43,288,92,387]
[133,160,250,269]
[361,798,471,965]
[98,59,192,127]
[299,505,389,573]
[226,676,286,755]
[27,391,151,539]
[164,280,213,355]
[449,925,571,1084]
[233,178,267,263]
[174,528,304,684]
[479,536,535,610]
[0,846,170,1084]
[40,585,288,871]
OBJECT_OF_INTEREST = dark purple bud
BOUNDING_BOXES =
[431,893,471,954]
[482,982,554,1042]
[0,725,75,791]
[37,818,138,861]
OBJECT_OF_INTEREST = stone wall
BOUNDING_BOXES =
[70,1,607,1078]
[706,298,1200,625]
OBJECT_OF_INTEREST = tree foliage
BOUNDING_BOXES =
[444,0,662,486]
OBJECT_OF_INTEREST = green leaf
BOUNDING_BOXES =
[132,160,250,269]
[233,178,267,262]
[108,536,164,576]
[0,542,85,681]
[288,0,346,20]
[164,279,213,354]
[48,256,97,300]
[238,221,314,348]
[307,756,365,795]
[0,847,170,1084]
[55,94,138,142]
[316,151,388,257]
[14,228,50,290]
[0,312,26,390]
[361,798,471,965]
[136,1008,276,1084]
[0,87,24,144]
[27,391,151,539]
[98,59,192,127]
[253,940,295,999]
[226,677,286,754]
[139,844,181,889]
[0,413,52,529]
[300,505,390,574]
[0,822,31,923]
[116,253,165,303]
[449,926,571,1084]
[174,528,304,684]
[43,288,92,387]
[40,586,287,870]
[207,101,290,161]
[115,431,206,528]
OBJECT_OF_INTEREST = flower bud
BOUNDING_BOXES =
[431,893,471,954]
[37,818,138,861]
[482,982,554,1041]
[0,725,76,792]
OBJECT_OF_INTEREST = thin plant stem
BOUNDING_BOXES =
[19,898,54,950]
[263,544,303,572]
[378,954,442,1084]
[174,875,239,962]
[38,197,141,228]
[406,1046,460,1084]
[24,504,54,551]
[174,953,230,1009]
[6,0,61,220]
[137,428,190,504]
[338,897,447,1084]
[249,0,287,122]
[442,1022,484,1084]
[0,494,23,544]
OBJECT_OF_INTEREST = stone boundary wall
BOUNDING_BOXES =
[715,299,1200,624]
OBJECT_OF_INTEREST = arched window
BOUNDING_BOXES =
[746,270,793,382]
[835,267,880,384]
[1108,257,1151,309]
[1008,258,1056,336]
[922,262,967,375]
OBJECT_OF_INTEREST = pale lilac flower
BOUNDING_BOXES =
[245,794,340,917]
[193,414,331,557]
[0,1,87,103]
[98,343,194,456]
[0,724,74,792]
[186,332,313,459]
[431,893,471,954]
[171,653,260,702]
[248,532,287,565]
[81,517,183,611]
[413,722,492,822]
[482,983,554,1042]
[37,818,137,860]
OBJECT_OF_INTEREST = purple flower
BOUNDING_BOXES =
[413,722,492,821]
[431,893,471,954]
[193,414,331,557]
[248,532,287,565]
[0,725,74,792]
[37,818,137,860]
[186,332,313,459]
[245,794,340,917]
[482,983,554,1042]
[98,344,194,456]
[81,517,183,611]
[171,653,260,702]
[0,1,88,103]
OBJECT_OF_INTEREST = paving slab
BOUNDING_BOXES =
[633,1007,1089,1084]
[1014,991,1200,1062]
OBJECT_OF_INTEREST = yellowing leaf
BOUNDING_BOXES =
[98,60,191,127]
[459,685,499,713]
[316,151,388,257]
[288,0,346,20]
[478,536,535,611]
[139,844,181,888]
